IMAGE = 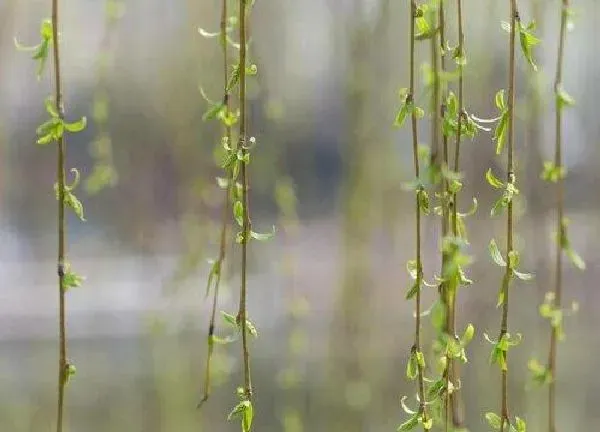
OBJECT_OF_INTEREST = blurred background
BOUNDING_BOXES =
[1,0,599,430]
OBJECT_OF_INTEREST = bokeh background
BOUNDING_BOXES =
[1,0,599,430]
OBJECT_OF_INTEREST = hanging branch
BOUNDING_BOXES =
[485,1,539,431]
[525,1,584,431]
[52,2,68,426]
[395,2,431,430]
[237,0,252,406]
[197,0,234,408]
[15,2,89,430]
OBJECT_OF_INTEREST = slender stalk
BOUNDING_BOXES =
[430,29,440,169]
[197,0,232,408]
[51,0,67,430]
[450,0,465,426]
[409,1,428,427]
[499,1,518,430]
[547,2,569,431]
[237,0,252,400]
[437,2,453,429]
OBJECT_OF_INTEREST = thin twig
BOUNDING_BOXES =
[51,0,67,430]
[237,0,253,401]
[499,1,518,431]
[410,1,428,427]
[197,0,232,409]
[437,1,453,429]
[547,1,569,431]
[450,0,465,426]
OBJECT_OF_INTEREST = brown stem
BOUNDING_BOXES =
[197,0,232,409]
[51,1,67,431]
[450,0,465,426]
[436,2,453,430]
[547,2,569,431]
[409,1,428,427]
[237,0,252,401]
[500,1,518,431]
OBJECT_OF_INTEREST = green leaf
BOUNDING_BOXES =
[489,239,506,267]
[514,417,527,432]
[507,250,520,269]
[397,413,420,431]
[486,169,504,189]
[566,247,586,270]
[64,116,87,133]
[227,399,253,432]
[198,27,220,38]
[513,269,534,281]
[406,353,418,380]
[461,323,475,346]
[406,280,420,300]
[495,90,506,111]
[518,21,540,71]
[394,97,413,128]
[203,102,225,121]
[494,111,509,154]
[221,311,238,327]
[250,226,276,241]
[216,177,229,189]
[63,268,84,291]
[204,259,221,297]
[44,97,59,118]
[233,200,244,227]
[417,189,430,215]
[541,161,566,183]
[556,85,575,109]
[485,412,502,430]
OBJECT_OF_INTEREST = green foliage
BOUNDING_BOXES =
[484,412,526,431]
[484,332,522,371]
[492,90,509,155]
[501,19,540,71]
[54,168,86,221]
[485,169,519,216]
[395,89,424,128]
[559,218,586,270]
[14,19,53,79]
[37,97,87,146]
[228,389,254,432]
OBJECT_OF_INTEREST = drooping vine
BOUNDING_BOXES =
[199,0,275,429]
[196,0,236,408]
[85,0,125,194]
[527,2,584,431]
[15,3,88,431]
[484,1,539,431]
[395,2,431,430]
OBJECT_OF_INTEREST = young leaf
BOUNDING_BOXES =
[494,112,509,154]
[495,89,506,111]
[565,247,586,270]
[64,116,87,133]
[485,412,502,430]
[518,21,540,71]
[397,413,420,431]
[556,85,575,109]
[233,200,244,227]
[489,239,506,267]
[486,168,504,189]
[250,226,276,241]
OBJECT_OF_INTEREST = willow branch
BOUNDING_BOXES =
[499,1,518,431]
[547,2,569,431]
[51,0,67,431]
[237,0,252,400]
[197,0,233,409]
